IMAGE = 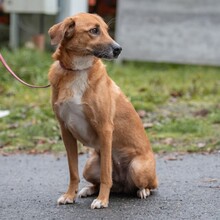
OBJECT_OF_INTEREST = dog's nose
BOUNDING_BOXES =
[112,44,122,57]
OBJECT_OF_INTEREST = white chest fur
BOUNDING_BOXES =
[58,70,94,146]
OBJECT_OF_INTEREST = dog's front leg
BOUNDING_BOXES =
[91,125,113,209]
[57,122,79,205]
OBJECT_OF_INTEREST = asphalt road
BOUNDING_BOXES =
[0,153,219,220]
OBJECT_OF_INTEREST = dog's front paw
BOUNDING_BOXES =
[137,188,150,199]
[57,193,75,205]
[91,199,108,209]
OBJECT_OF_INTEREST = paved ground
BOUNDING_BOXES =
[0,153,219,220]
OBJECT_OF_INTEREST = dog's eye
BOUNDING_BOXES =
[89,28,99,35]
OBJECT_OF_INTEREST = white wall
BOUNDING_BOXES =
[116,0,220,66]
[58,0,88,22]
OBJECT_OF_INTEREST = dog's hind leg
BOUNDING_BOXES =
[78,151,100,198]
[128,154,158,199]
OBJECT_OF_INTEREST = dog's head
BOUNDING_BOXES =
[48,13,122,59]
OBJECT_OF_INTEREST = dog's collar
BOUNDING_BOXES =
[59,61,75,71]
[59,60,95,72]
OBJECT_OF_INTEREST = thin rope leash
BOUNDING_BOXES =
[0,53,50,88]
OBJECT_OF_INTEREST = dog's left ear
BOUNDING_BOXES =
[48,18,75,45]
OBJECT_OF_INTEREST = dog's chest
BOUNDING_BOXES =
[56,71,95,146]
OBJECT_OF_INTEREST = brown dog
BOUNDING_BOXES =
[48,13,158,209]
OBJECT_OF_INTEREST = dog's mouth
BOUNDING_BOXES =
[90,43,122,60]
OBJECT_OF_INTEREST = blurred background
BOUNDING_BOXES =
[0,0,220,155]
[0,0,117,51]
[0,0,220,65]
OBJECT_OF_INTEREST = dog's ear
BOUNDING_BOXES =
[48,18,75,45]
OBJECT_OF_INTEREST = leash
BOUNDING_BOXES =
[0,53,50,88]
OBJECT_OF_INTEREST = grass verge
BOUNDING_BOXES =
[0,48,220,154]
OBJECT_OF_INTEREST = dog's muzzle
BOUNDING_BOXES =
[92,42,122,59]
[112,43,122,58]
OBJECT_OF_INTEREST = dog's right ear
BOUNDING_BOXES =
[48,18,75,45]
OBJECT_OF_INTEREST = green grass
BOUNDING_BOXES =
[0,48,220,154]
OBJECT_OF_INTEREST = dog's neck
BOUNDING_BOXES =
[59,55,95,71]
[53,47,97,71]
[72,55,95,71]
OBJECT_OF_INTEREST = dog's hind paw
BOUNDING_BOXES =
[78,186,98,198]
[91,199,108,209]
[137,188,150,199]
[57,194,75,205]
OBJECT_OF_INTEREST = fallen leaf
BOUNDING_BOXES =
[201,178,218,183]
[197,142,206,148]
[170,91,183,98]
[193,109,210,117]
[164,154,183,161]
[162,138,173,145]
[0,142,9,148]
[143,123,153,128]
[164,156,178,161]
[137,110,147,118]
[8,123,19,129]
